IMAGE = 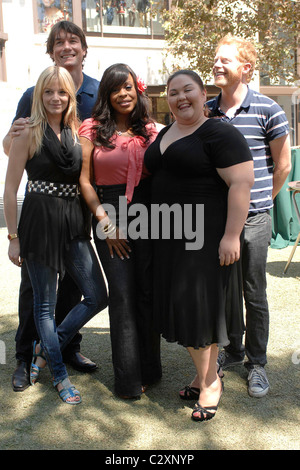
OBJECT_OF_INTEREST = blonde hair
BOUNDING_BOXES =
[216,34,257,82]
[29,66,79,153]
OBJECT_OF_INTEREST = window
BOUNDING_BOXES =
[82,0,167,37]
[150,95,172,125]
[35,0,73,34]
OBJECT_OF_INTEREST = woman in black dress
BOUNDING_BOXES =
[144,70,254,421]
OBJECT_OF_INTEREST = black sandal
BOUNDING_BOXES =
[191,402,219,422]
[179,385,200,400]
[191,380,224,422]
[179,365,224,400]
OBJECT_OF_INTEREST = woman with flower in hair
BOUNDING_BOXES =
[79,63,162,399]
[4,65,107,405]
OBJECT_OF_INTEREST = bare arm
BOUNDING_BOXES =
[4,127,30,266]
[217,161,254,266]
[270,134,291,199]
[79,137,104,217]
[79,136,130,259]
[2,118,30,156]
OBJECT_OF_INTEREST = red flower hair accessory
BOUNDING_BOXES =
[137,77,147,94]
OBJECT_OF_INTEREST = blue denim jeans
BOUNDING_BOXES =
[15,265,83,364]
[225,211,272,368]
[26,239,107,385]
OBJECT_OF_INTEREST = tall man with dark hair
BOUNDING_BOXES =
[3,21,100,392]
[206,34,291,398]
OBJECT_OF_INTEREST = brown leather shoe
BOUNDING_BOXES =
[12,360,30,392]
[64,352,98,372]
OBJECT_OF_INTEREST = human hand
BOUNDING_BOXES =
[105,226,131,260]
[9,118,30,138]
[218,234,240,266]
[8,239,23,267]
[96,216,131,260]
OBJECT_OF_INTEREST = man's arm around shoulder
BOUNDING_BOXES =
[3,118,30,156]
[2,87,33,156]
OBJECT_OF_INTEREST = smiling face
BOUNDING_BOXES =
[109,73,138,119]
[50,30,87,71]
[167,73,206,125]
[213,44,250,89]
[42,0,55,7]
[42,77,69,119]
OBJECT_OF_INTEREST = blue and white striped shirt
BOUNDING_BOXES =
[206,88,290,214]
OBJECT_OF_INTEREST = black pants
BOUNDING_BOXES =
[94,179,162,396]
[15,263,82,364]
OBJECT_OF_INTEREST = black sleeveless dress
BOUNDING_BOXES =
[144,119,253,349]
[18,126,87,274]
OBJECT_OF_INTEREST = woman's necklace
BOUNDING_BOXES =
[115,128,133,136]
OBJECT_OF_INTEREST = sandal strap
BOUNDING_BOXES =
[30,362,42,385]
[194,403,218,413]
[59,386,78,400]
[30,363,41,375]
[57,379,81,404]
[192,403,218,421]
[180,385,200,400]
[32,340,46,361]
[59,386,81,403]
[69,385,81,397]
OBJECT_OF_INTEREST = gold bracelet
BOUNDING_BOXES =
[8,233,18,241]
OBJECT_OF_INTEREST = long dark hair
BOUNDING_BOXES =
[92,63,153,149]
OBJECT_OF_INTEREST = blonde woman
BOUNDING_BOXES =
[4,66,107,405]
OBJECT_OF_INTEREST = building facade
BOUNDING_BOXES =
[0,0,171,132]
[0,0,299,144]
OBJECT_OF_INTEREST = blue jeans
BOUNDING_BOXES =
[15,265,83,364]
[225,212,272,368]
[26,239,107,385]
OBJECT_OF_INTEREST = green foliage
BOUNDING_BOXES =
[162,0,300,84]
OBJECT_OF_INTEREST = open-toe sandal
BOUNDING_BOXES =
[56,378,82,405]
[30,340,46,385]
[191,402,219,422]
[191,380,224,422]
[180,365,223,401]
[179,385,200,401]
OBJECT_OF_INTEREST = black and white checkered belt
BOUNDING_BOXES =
[27,180,79,198]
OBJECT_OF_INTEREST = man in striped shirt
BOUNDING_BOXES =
[206,34,291,398]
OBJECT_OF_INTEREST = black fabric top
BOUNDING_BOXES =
[143,118,252,348]
[18,126,87,274]
[145,118,253,176]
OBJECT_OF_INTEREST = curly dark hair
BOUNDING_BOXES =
[92,63,153,149]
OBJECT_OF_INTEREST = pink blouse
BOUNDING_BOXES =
[79,118,158,203]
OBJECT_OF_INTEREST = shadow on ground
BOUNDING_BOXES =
[0,233,299,450]
[0,316,299,451]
